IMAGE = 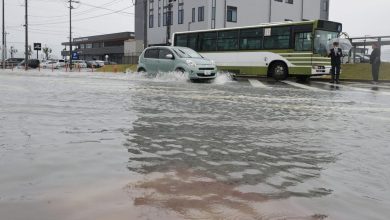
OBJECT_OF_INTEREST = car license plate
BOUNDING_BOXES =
[204,70,211,75]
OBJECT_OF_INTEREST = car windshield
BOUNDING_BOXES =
[313,30,339,56]
[173,48,203,58]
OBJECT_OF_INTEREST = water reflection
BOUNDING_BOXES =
[123,82,337,218]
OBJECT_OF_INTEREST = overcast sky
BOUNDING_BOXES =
[2,0,390,58]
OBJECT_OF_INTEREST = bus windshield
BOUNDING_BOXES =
[314,30,339,56]
[173,47,203,58]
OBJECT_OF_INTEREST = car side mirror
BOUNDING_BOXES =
[166,54,174,59]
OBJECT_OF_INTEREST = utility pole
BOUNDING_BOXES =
[143,0,147,48]
[68,0,78,71]
[24,0,28,70]
[4,32,7,59]
[2,0,5,69]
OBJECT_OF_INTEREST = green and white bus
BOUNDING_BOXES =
[172,20,342,80]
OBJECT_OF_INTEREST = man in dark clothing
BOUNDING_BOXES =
[370,42,381,84]
[328,42,343,84]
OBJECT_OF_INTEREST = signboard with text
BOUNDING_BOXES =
[72,52,79,60]
[33,43,42,51]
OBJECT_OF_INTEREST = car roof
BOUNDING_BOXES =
[146,46,189,50]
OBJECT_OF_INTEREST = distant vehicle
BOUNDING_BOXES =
[104,61,117,65]
[40,60,60,69]
[86,60,98,68]
[17,59,40,69]
[94,60,105,68]
[57,59,66,67]
[0,58,24,68]
[137,46,217,81]
[355,54,370,63]
[72,60,87,68]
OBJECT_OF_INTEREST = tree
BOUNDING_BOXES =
[9,46,18,58]
[42,46,52,60]
[25,45,32,59]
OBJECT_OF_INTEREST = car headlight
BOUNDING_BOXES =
[186,60,197,67]
[210,60,215,65]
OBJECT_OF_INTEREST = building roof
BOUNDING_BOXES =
[62,32,135,46]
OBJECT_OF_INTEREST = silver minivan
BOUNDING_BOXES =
[137,46,217,81]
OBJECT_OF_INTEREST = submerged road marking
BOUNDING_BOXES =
[281,80,324,91]
[315,82,390,96]
[248,79,268,88]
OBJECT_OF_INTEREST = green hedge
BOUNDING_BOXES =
[340,63,390,80]
[97,64,137,73]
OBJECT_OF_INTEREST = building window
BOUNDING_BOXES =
[274,0,282,2]
[323,1,329,11]
[211,0,216,29]
[178,0,184,24]
[198,6,204,22]
[86,43,92,49]
[192,8,195,22]
[149,0,154,28]
[163,0,173,26]
[285,0,293,4]
[226,6,237,22]
[158,0,161,27]
[92,42,101,48]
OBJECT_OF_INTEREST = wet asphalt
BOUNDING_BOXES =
[0,70,390,220]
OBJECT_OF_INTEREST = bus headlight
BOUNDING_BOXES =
[186,60,197,67]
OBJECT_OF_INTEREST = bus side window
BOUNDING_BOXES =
[175,34,188,47]
[199,32,217,52]
[239,28,263,50]
[217,30,239,51]
[188,34,198,50]
[295,32,312,51]
[264,26,291,49]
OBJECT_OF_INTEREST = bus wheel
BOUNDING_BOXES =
[270,62,288,80]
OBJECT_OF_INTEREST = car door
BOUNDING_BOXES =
[158,48,176,73]
[143,48,159,73]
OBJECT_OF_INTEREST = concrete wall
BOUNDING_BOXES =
[137,0,330,46]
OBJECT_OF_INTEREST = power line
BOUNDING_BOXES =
[28,0,126,18]
[29,6,133,26]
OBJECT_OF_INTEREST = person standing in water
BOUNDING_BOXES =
[328,42,343,84]
[370,42,381,84]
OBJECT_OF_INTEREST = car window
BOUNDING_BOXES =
[173,48,202,58]
[144,49,159,59]
[159,49,174,59]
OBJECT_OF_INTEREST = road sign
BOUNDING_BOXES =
[33,43,42,51]
[72,52,79,60]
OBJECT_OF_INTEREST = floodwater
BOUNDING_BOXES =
[0,70,389,220]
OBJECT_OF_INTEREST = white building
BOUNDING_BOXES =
[134,0,330,47]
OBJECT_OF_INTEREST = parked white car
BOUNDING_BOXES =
[72,60,87,68]
[95,60,105,68]
[57,59,66,67]
[40,60,60,69]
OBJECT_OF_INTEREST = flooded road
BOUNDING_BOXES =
[1,71,389,220]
